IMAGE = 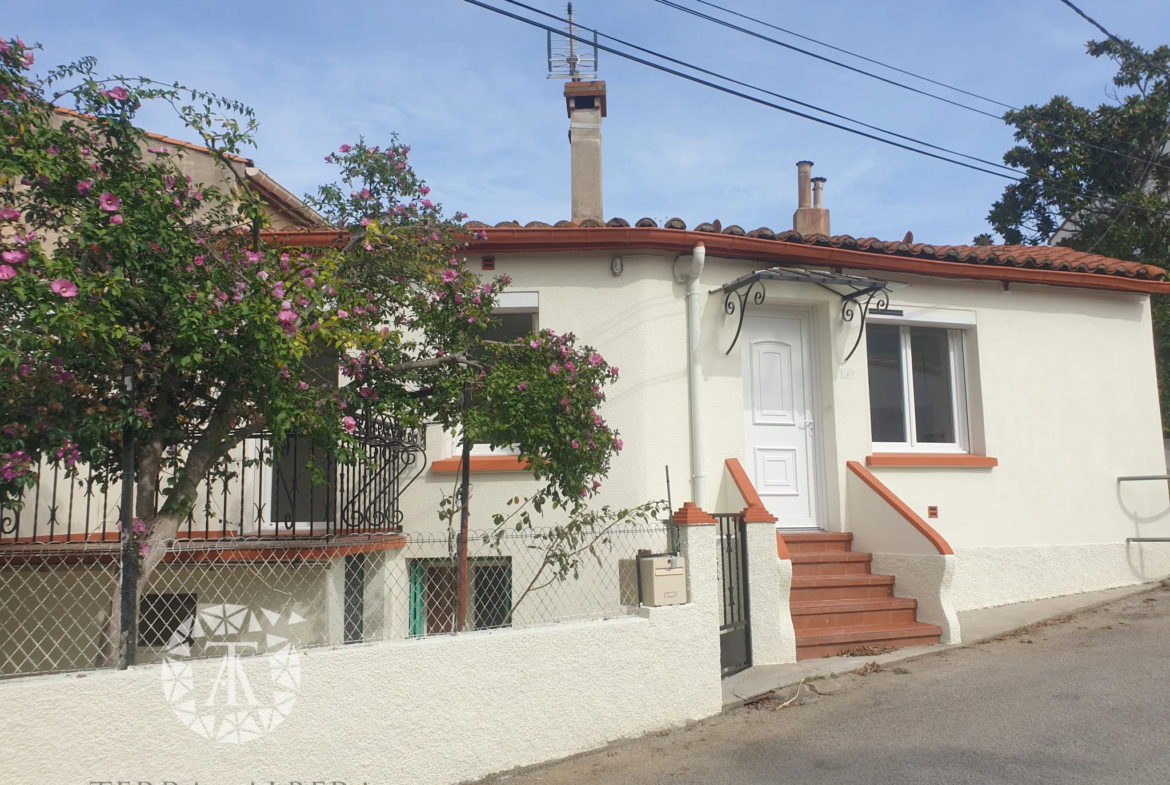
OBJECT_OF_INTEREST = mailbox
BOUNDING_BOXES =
[638,555,687,607]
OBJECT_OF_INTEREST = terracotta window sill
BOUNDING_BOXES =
[865,453,998,468]
[431,455,530,473]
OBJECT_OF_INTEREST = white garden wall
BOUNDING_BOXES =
[0,525,723,785]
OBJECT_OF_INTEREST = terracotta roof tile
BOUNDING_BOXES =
[458,218,1165,282]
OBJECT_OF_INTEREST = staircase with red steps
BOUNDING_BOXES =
[784,531,941,659]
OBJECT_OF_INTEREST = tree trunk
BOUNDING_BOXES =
[95,403,239,668]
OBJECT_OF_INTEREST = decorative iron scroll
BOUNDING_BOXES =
[833,284,890,362]
[713,266,894,357]
[722,280,767,356]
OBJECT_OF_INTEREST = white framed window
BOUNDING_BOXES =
[866,323,970,453]
[458,292,539,458]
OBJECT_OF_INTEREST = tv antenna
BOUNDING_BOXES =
[547,2,599,81]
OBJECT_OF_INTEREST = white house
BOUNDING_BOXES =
[6,78,1170,785]
[371,80,1170,669]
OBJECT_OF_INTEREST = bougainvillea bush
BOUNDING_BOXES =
[0,37,660,596]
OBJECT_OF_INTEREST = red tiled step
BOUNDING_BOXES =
[782,531,853,554]
[790,551,872,577]
[795,621,943,659]
[790,574,894,603]
[789,598,919,631]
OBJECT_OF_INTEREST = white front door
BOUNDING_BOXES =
[741,309,820,529]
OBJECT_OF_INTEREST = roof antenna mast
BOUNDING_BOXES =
[547,2,599,82]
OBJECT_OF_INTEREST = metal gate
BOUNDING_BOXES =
[716,513,751,676]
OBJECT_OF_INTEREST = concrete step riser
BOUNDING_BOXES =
[790,586,895,602]
[791,562,873,578]
[792,608,920,631]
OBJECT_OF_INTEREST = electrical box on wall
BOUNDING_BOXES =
[638,555,687,607]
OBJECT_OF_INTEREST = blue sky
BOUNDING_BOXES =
[10,0,1170,244]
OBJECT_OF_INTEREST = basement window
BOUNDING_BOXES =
[407,558,513,635]
[138,593,197,647]
[866,324,970,453]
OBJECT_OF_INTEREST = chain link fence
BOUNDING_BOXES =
[1,521,673,679]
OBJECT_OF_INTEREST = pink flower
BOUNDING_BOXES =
[339,144,352,153]
[614,439,624,451]
[420,185,430,196]
[572,440,580,449]
[257,270,269,281]
[549,364,561,375]
[50,279,77,298]
[304,278,315,288]
[246,251,263,264]
[138,542,151,556]
[299,381,310,390]
[77,180,93,196]
[2,249,28,264]
[360,188,371,199]
[277,309,297,324]
[0,265,15,281]
[98,192,121,212]
[46,145,59,156]
[517,382,527,391]
[132,518,147,534]
[109,214,123,225]
[609,367,619,377]
[272,281,285,298]
[343,416,357,433]
[421,199,433,209]
[103,86,129,101]
[0,207,19,221]
[588,353,602,366]
[441,269,458,283]
[279,366,291,379]
[140,342,151,352]
[359,217,371,227]
[337,309,349,319]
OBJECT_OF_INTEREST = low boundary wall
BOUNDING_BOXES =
[0,526,724,785]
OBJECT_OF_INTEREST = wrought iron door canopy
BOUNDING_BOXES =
[711,266,895,360]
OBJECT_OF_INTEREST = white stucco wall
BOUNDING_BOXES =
[401,249,1170,613]
[0,525,723,785]
[741,520,797,664]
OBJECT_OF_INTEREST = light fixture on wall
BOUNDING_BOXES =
[611,256,624,276]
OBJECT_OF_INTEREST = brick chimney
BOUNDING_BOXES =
[564,81,606,223]
[792,161,830,237]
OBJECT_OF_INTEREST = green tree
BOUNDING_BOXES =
[982,38,1170,429]
[0,37,661,657]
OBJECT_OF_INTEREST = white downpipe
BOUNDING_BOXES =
[685,243,707,508]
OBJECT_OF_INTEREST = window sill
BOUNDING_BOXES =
[431,455,530,473]
[865,453,998,468]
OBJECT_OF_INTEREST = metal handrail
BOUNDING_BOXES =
[1127,537,1170,543]
[1118,475,1170,482]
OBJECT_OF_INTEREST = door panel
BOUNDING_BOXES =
[742,312,820,528]
[750,341,795,425]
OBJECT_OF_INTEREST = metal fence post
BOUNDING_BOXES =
[456,381,473,633]
[118,359,137,669]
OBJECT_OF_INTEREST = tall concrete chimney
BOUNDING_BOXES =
[792,162,830,237]
[564,81,606,222]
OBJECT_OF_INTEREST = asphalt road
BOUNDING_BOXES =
[490,583,1170,785]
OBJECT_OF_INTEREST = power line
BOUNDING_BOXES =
[460,0,1170,223]
[648,0,1003,120]
[686,0,1014,110]
[655,0,1170,176]
[1056,0,1170,80]
[500,0,1021,175]
[1054,0,1170,252]
[462,0,1015,180]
